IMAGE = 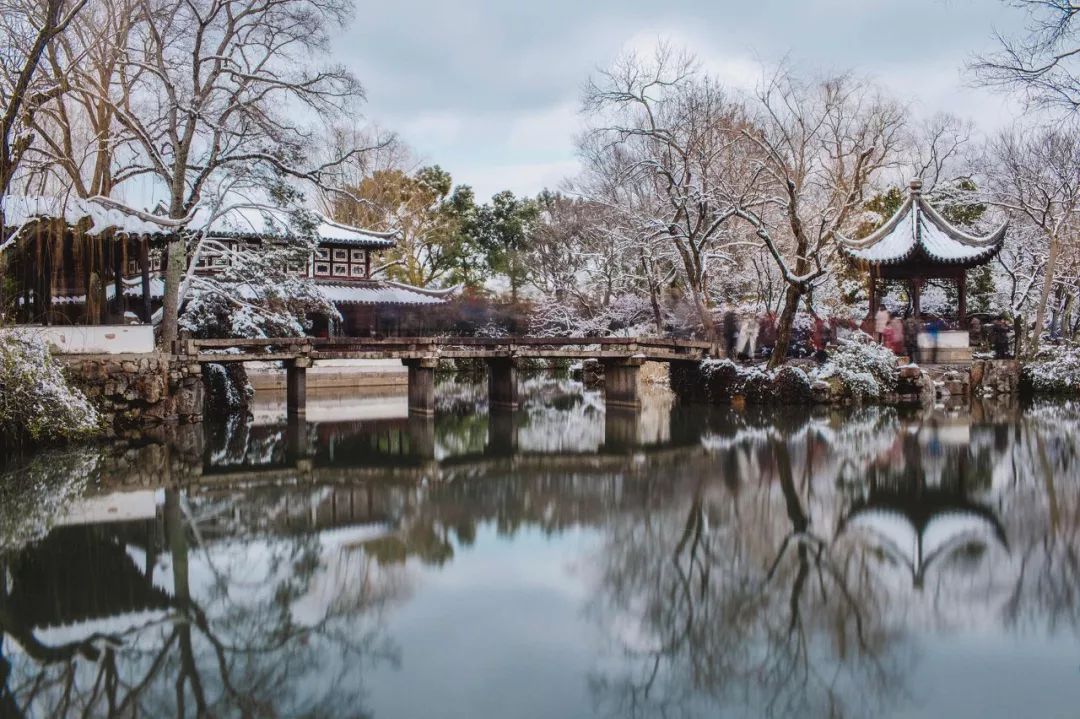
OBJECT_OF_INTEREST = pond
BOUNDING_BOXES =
[1,376,1079,719]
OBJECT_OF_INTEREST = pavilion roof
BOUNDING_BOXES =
[838,180,1007,268]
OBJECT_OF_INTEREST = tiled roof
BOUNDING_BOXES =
[196,206,397,248]
[838,181,1007,267]
[315,280,454,306]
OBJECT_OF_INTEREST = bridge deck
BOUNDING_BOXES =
[183,335,717,364]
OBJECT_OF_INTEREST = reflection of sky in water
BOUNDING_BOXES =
[3,388,1080,718]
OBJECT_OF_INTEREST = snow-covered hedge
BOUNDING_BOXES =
[0,331,101,446]
[695,359,813,404]
[810,333,898,401]
[1023,343,1080,394]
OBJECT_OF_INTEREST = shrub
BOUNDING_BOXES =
[0,331,101,447]
[1023,343,1080,394]
[811,333,897,401]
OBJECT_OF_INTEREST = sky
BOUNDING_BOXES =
[331,0,1028,202]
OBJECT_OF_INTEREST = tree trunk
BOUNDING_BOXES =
[641,252,664,334]
[689,283,716,340]
[160,237,185,349]
[769,282,801,370]
[1030,235,1059,356]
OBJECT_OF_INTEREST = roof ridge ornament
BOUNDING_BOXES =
[909,178,923,194]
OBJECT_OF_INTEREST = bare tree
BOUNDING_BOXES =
[96,0,366,346]
[986,126,1080,353]
[972,0,1080,114]
[727,70,905,367]
[19,0,144,198]
[0,0,87,214]
[580,46,746,340]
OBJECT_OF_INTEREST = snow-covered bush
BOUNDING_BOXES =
[1023,343,1080,394]
[0,331,101,446]
[811,332,898,401]
[0,447,99,550]
[695,359,811,404]
[528,293,656,338]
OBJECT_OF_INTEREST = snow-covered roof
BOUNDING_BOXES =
[2,195,175,237]
[110,277,453,307]
[838,180,1007,267]
[195,205,397,248]
[315,280,455,306]
[0,195,397,249]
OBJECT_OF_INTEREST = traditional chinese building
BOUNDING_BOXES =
[1,195,453,336]
[838,179,1008,362]
[839,179,1008,325]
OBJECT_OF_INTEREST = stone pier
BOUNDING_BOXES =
[603,358,643,410]
[604,407,642,451]
[487,358,519,410]
[285,357,311,419]
[404,358,437,415]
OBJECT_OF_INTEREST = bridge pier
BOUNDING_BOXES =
[408,414,436,460]
[285,357,311,419]
[487,408,518,456]
[604,407,642,451]
[603,358,643,410]
[404,358,437,415]
[487,358,519,410]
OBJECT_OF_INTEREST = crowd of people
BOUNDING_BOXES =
[717,305,1015,363]
[873,305,1013,360]
[720,309,855,362]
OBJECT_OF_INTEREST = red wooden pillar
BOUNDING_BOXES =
[957,270,967,325]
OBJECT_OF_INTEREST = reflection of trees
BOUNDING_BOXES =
[5,396,1080,717]
[1,486,404,717]
[588,429,910,719]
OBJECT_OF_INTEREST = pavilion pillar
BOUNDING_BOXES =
[112,236,125,318]
[404,358,437,416]
[487,358,519,411]
[139,236,152,323]
[867,270,877,319]
[957,271,967,324]
[911,277,922,319]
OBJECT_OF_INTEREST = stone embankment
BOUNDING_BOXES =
[61,353,204,432]
[670,359,1022,407]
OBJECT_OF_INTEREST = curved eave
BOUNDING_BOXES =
[838,194,1008,268]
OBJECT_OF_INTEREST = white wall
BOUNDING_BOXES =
[8,324,155,354]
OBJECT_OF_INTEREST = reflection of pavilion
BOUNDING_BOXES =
[838,493,1007,589]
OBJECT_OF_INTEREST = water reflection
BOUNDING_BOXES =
[1,380,1079,718]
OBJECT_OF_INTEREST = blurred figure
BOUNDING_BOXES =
[926,315,942,363]
[903,312,920,362]
[736,314,759,360]
[990,315,1011,359]
[722,308,738,359]
[887,315,905,354]
[759,311,777,359]
[968,316,983,350]
[875,304,891,343]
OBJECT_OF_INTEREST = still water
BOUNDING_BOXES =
[1,376,1079,718]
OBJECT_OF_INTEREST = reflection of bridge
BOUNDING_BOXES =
[181,336,715,416]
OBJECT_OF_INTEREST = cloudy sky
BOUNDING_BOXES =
[332,0,1027,201]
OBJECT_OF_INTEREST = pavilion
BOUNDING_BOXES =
[839,179,1007,332]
